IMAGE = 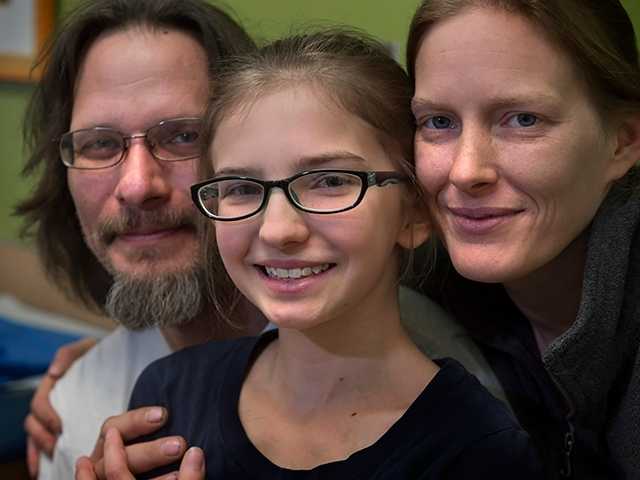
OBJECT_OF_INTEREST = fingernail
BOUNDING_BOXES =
[145,407,164,423]
[185,447,204,471]
[161,439,182,456]
[48,365,62,377]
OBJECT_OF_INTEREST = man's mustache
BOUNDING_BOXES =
[97,207,199,245]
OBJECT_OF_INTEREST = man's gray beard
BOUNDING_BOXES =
[105,267,205,330]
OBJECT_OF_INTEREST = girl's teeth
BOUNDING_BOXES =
[265,264,330,279]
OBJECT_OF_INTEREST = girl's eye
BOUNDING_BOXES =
[506,113,539,128]
[221,182,262,198]
[424,115,455,129]
[315,175,351,188]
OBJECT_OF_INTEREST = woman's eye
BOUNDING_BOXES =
[506,113,539,128]
[424,116,454,129]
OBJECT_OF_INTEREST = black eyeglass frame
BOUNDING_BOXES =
[190,169,408,221]
[57,116,203,170]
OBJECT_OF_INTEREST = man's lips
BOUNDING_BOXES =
[111,225,194,244]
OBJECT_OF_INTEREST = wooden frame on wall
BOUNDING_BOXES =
[0,0,55,83]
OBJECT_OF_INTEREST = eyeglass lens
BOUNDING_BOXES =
[60,119,202,169]
[199,171,364,219]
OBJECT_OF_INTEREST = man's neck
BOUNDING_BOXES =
[160,302,267,351]
[504,233,588,353]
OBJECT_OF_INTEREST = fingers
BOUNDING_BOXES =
[26,436,40,479]
[178,447,205,480]
[100,428,135,480]
[48,337,97,378]
[75,456,97,480]
[24,413,57,457]
[29,374,62,439]
[94,436,186,479]
[90,407,169,461]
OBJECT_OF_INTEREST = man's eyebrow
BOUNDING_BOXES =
[213,151,366,177]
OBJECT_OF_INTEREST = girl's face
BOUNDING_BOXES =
[210,86,425,330]
[413,7,630,284]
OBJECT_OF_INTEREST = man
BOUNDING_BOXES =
[19,1,506,478]
[16,1,258,478]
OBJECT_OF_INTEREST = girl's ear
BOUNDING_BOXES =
[396,200,431,250]
[607,112,640,183]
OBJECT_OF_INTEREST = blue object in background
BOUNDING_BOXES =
[0,314,82,461]
[0,314,82,384]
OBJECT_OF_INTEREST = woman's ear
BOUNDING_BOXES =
[607,112,640,182]
[396,200,431,250]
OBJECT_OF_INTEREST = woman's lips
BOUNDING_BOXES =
[446,206,525,235]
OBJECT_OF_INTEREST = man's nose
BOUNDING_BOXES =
[113,138,172,209]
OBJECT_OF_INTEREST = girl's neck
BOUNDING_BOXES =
[504,233,588,353]
[248,289,434,413]
[238,287,438,470]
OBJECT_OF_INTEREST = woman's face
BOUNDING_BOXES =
[413,7,624,283]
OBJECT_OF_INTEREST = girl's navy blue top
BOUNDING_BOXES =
[129,330,543,479]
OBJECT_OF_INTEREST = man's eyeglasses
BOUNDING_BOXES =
[58,117,203,170]
[190,169,407,221]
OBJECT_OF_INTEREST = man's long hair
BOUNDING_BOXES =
[15,0,255,313]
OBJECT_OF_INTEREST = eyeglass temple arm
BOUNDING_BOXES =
[367,171,407,187]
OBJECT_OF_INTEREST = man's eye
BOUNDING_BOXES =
[169,131,200,144]
[79,137,120,153]
[424,116,454,129]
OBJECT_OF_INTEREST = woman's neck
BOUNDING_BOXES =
[504,233,588,353]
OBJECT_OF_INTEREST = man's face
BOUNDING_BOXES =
[67,27,210,326]
[68,27,208,280]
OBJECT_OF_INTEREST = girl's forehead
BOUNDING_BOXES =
[211,86,397,174]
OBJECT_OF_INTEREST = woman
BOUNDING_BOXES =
[407,1,640,478]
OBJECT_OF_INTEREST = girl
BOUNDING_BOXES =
[126,30,541,479]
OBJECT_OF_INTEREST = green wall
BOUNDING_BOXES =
[1,0,639,242]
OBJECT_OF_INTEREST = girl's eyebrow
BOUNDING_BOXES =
[214,151,367,177]
[294,151,366,170]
